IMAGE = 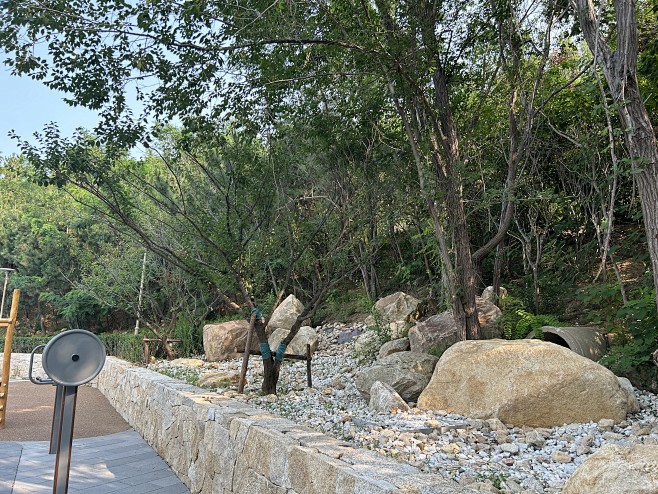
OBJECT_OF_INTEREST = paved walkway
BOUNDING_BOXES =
[1,430,191,493]
[0,381,191,494]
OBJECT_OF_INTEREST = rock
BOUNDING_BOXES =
[417,339,634,427]
[618,377,640,413]
[353,330,383,355]
[268,326,318,355]
[378,337,410,359]
[563,444,658,494]
[408,312,459,354]
[477,298,504,338]
[500,443,519,454]
[481,286,508,304]
[203,319,259,361]
[486,418,507,432]
[408,298,503,353]
[337,327,361,344]
[170,358,205,367]
[368,381,410,413]
[525,430,545,448]
[268,294,305,331]
[598,418,615,431]
[365,292,421,339]
[197,371,240,387]
[356,351,439,402]
[551,451,572,463]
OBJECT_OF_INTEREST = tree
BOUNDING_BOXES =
[0,156,119,331]
[573,0,658,310]
[0,0,537,340]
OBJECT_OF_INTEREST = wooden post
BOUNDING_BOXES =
[306,343,312,388]
[237,313,256,393]
[0,289,21,429]
[143,337,150,365]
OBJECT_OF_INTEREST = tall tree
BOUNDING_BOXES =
[573,0,658,310]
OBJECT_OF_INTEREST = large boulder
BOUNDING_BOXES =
[408,312,459,354]
[408,297,503,353]
[365,292,421,339]
[563,444,658,494]
[417,339,634,427]
[268,326,319,356]
[356,351,439,402]
[203,320,258,361]
[268,294,305,331]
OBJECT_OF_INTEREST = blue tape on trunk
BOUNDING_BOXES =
[260,343,272,360]
[275,343,287,362]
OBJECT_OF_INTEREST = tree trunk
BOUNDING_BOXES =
[574,0,658,311]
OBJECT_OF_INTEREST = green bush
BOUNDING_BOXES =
[599,292,658,390]
[99,333,144,363]
[315,286,372,324]
[1,332,144,363]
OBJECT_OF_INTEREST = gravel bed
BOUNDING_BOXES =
[148,323,658,493]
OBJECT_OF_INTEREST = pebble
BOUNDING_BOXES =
[148,322,658,493]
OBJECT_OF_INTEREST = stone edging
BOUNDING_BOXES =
[5,354,476,493]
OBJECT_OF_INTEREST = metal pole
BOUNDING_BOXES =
[52,385,78,494]
[49,385,65,454]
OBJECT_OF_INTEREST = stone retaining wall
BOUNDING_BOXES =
[5,353,474,494]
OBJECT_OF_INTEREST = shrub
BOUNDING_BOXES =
[352,308,391,364]
[1,332,144,363]
[599,292,658,390]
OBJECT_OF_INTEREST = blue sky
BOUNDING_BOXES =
[0,68,101,157]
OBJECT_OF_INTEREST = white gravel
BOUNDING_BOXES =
[148,323,658,493]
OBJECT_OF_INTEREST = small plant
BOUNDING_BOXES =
[352,308,392,364]
[428,342,450,358]
[501,296,561,340]
[477,471,508,489]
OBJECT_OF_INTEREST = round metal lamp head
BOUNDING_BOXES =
[41,329,106,386]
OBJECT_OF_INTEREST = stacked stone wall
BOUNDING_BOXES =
[4,354,473,493]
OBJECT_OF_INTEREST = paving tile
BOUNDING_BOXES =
[1,430,190,494]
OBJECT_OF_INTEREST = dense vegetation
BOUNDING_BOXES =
[0,1,657,386]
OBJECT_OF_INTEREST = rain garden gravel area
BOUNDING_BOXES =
[148,323,658,493]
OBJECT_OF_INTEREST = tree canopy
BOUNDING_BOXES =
[1,0,658,387]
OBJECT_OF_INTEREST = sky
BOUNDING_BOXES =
[0,68,101,157]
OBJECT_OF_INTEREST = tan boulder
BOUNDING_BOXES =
[563,444,658,494]
[268,326,318,356]
[268,294,305,330]
[203,319,259,361]
[417,339,633,427]
[369,381,410,413]
[408,297,502,353]
[365,292,421,339]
